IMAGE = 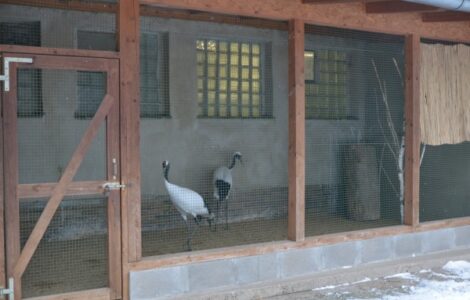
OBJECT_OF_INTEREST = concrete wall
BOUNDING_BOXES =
[130,225,470,299]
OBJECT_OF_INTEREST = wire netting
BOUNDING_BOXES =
[304,25,405,236]
[139,14,289,256]
[0,1,116,50]
[13,68,109,296]
[419,39,470,222]
[20,196,108,298]
[420,142,470,222]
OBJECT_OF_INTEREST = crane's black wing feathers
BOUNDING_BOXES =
[215,179,231,201]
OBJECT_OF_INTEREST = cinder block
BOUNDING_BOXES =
[421,229,456,253]
[455,226,470,248]
[394,232,422,258]
[233,255,259,284]
[280,247,323,278]
[188,259,236,292]
[258,252,281,281]
[322,241,360,270]
[360,236,395,264]
[129,266,189,300]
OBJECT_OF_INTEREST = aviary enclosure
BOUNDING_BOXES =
[1,1,470,299]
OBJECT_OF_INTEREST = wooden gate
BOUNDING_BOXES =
[1,52,121,300]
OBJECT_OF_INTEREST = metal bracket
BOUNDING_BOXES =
[0,57,33,92]
[102,182,126,194]
[0,278,14,299]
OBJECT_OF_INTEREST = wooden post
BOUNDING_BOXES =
[404,34,421,226]
[288,19,305,242]
[118,0,141,299]
[0,63,5,289]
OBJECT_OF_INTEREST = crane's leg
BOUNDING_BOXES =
[216,200,220,232]
[185,219,192,251]
[225,199,229,230]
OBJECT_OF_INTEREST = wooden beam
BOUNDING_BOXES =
[303,0,363,4]
[105,60,122,300]
[0,0,116,13]
[24,288,111,300]
[0,0,286,31]
[288,19,305,242]
[13,94,115,279]
[17,181,108,199]
[0,45,119,59]
[140,0,470,42]
[422,11,470,22]
[140,6,288,31]
[4,63,21,299]
[404,34,421,227]
[118,0,141,299]
[366,1,439,13]
[0,55,6,289]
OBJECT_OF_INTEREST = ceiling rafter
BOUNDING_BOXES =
[365,1,440,13]
[302,0,367,4]
[422,11,470,22]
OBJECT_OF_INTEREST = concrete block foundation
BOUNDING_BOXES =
[130,225,470,299]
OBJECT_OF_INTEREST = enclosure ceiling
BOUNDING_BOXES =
[404,0,470,12]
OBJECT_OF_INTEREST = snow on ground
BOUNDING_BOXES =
[350,260,470,300]
[269,260,470,300]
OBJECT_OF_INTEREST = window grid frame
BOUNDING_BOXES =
[197,38,269,119]
[305,48,350,120]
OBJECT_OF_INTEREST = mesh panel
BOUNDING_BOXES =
[140,15,288,256]
[0,2,116,50]
[305,25,405,236]
[17,69,107,184]
[14,66,109,296]
[420,138,470,222]
[20,196,108,298]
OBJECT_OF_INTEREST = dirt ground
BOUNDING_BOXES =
[142,213,398,256]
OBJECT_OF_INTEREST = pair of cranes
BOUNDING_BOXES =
[162,152,243,251]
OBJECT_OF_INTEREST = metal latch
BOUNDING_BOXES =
[102,182,126,194]
[0,57,33,91]
[0,278,14,299]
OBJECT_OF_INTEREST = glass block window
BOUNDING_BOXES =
[75,31,169,118]
[0,21,43,117]
[305,49,349,120]
[196,39,272,118]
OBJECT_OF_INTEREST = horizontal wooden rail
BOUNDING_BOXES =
[25,288,111,300]
[18,181,108,199]
[0,45,119,59]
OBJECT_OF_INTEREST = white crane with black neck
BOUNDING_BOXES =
[162,160,213,251]
[213,152,242,230]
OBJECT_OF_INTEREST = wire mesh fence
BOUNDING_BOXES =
[20,196,108,298]
[0,1,116,50]
[420,142,470,222]
[304,25,405,236]
[140,15,289,256]
[12,66,110,296]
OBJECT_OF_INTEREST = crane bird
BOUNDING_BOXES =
[213,152,242,230]
[162,160,213,251]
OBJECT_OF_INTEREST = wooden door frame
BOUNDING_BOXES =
[1,52,121,300]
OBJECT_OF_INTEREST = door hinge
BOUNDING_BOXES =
[1,57,33,92]
[0,278,14,299]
